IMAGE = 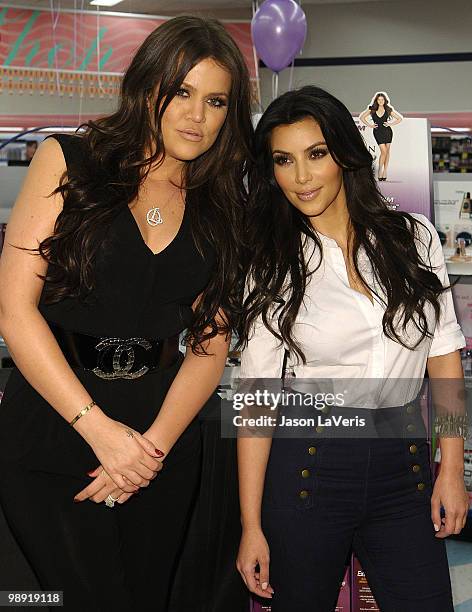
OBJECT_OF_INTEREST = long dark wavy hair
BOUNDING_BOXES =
[370,91,393,118]
[239,85,446,363]
[38,16,253,352]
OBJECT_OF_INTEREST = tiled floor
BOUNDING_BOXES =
[448,540,472,610]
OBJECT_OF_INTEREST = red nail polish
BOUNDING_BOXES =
[155,448,165,457]
[86,470,95,476]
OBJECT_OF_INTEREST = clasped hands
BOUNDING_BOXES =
[73,416,165,506]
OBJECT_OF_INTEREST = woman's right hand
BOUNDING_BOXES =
[236,526,274,599]
[74,409,164,493]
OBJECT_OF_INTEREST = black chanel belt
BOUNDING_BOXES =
[48,321,180,380]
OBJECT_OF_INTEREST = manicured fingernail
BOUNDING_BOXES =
[434,523,440,532]
[155,448,165,457]
[73,498,80,503]
[86,470,95,476]
[261,582,268,590]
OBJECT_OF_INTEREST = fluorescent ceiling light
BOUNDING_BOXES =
[431,127,471,133]
[90,0,123,6]
[35,126,80,132]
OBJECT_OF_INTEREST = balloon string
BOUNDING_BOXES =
[272,72,279,100]
[288,58,295,91]
[251,0,262,111]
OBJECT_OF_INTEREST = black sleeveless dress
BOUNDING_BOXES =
[0,134,248,611]
[371,110,393,145]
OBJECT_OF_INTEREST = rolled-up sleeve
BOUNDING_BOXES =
[240,316,286,379]
[415,214,466,357]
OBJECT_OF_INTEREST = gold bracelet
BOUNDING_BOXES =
[69,400,96,427]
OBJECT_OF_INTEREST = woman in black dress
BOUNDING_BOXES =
[0,16,252,611]
[359,92,402,181]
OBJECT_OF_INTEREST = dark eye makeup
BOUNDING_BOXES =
[175,88,227,109]
[272,147,328,166]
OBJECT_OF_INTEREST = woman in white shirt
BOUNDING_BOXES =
[236,85,469,612]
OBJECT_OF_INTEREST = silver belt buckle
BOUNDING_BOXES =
[93,337,152,380]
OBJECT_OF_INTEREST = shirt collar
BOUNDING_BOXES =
[314,230,340,249]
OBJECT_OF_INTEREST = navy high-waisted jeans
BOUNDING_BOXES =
[260,404,453,612]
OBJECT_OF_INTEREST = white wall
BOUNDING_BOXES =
[259,0,472,114]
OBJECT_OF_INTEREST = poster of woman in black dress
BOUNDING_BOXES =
[359,92,403,181]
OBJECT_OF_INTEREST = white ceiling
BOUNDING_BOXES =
[1,0,393,18]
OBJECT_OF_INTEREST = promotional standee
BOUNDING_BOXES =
[356,92,432,218]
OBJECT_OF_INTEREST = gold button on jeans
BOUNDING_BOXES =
[299,490,309,499]
[406,405,415,415]
[417,482,425,491]
[308,446,317,455]
[412,464,421,473]
[409,444,418,454]
[301,469,310,478]
[406,424,415,433]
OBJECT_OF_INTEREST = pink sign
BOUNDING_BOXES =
[351,556,380,612]
[0,7,255,76]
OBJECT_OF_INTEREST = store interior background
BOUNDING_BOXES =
[1,0,472,610]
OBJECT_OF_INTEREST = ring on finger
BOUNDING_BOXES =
[104,493,120,508]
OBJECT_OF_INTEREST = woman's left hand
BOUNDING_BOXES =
[73,466,137,505]
[431,470,469,538]
[73,429,165,505]
[383,122,389,127]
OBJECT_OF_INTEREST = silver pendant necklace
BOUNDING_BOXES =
[145,185,182,226]
[146,207,163,226]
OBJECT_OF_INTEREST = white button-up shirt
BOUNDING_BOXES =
[240,214,465,408]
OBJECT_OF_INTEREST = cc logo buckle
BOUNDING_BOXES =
[92,337,152,380]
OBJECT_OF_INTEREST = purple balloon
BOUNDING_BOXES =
[251,0,307,73]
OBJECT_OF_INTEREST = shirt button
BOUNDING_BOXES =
[301,469,310,478]
[417,483,425,491]
[412,464,421,473]
[409,444,418,454]
[308,446,317,455]
[299,490,309,499]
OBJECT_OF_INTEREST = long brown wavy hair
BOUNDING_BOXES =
[37,16,253,352]
[370,91,393,118]
[239,86,447,363]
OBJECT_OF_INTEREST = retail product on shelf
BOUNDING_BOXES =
[432,136,472,173]
[434,176,472,274]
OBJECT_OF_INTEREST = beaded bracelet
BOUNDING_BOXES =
[433,414,469,439]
